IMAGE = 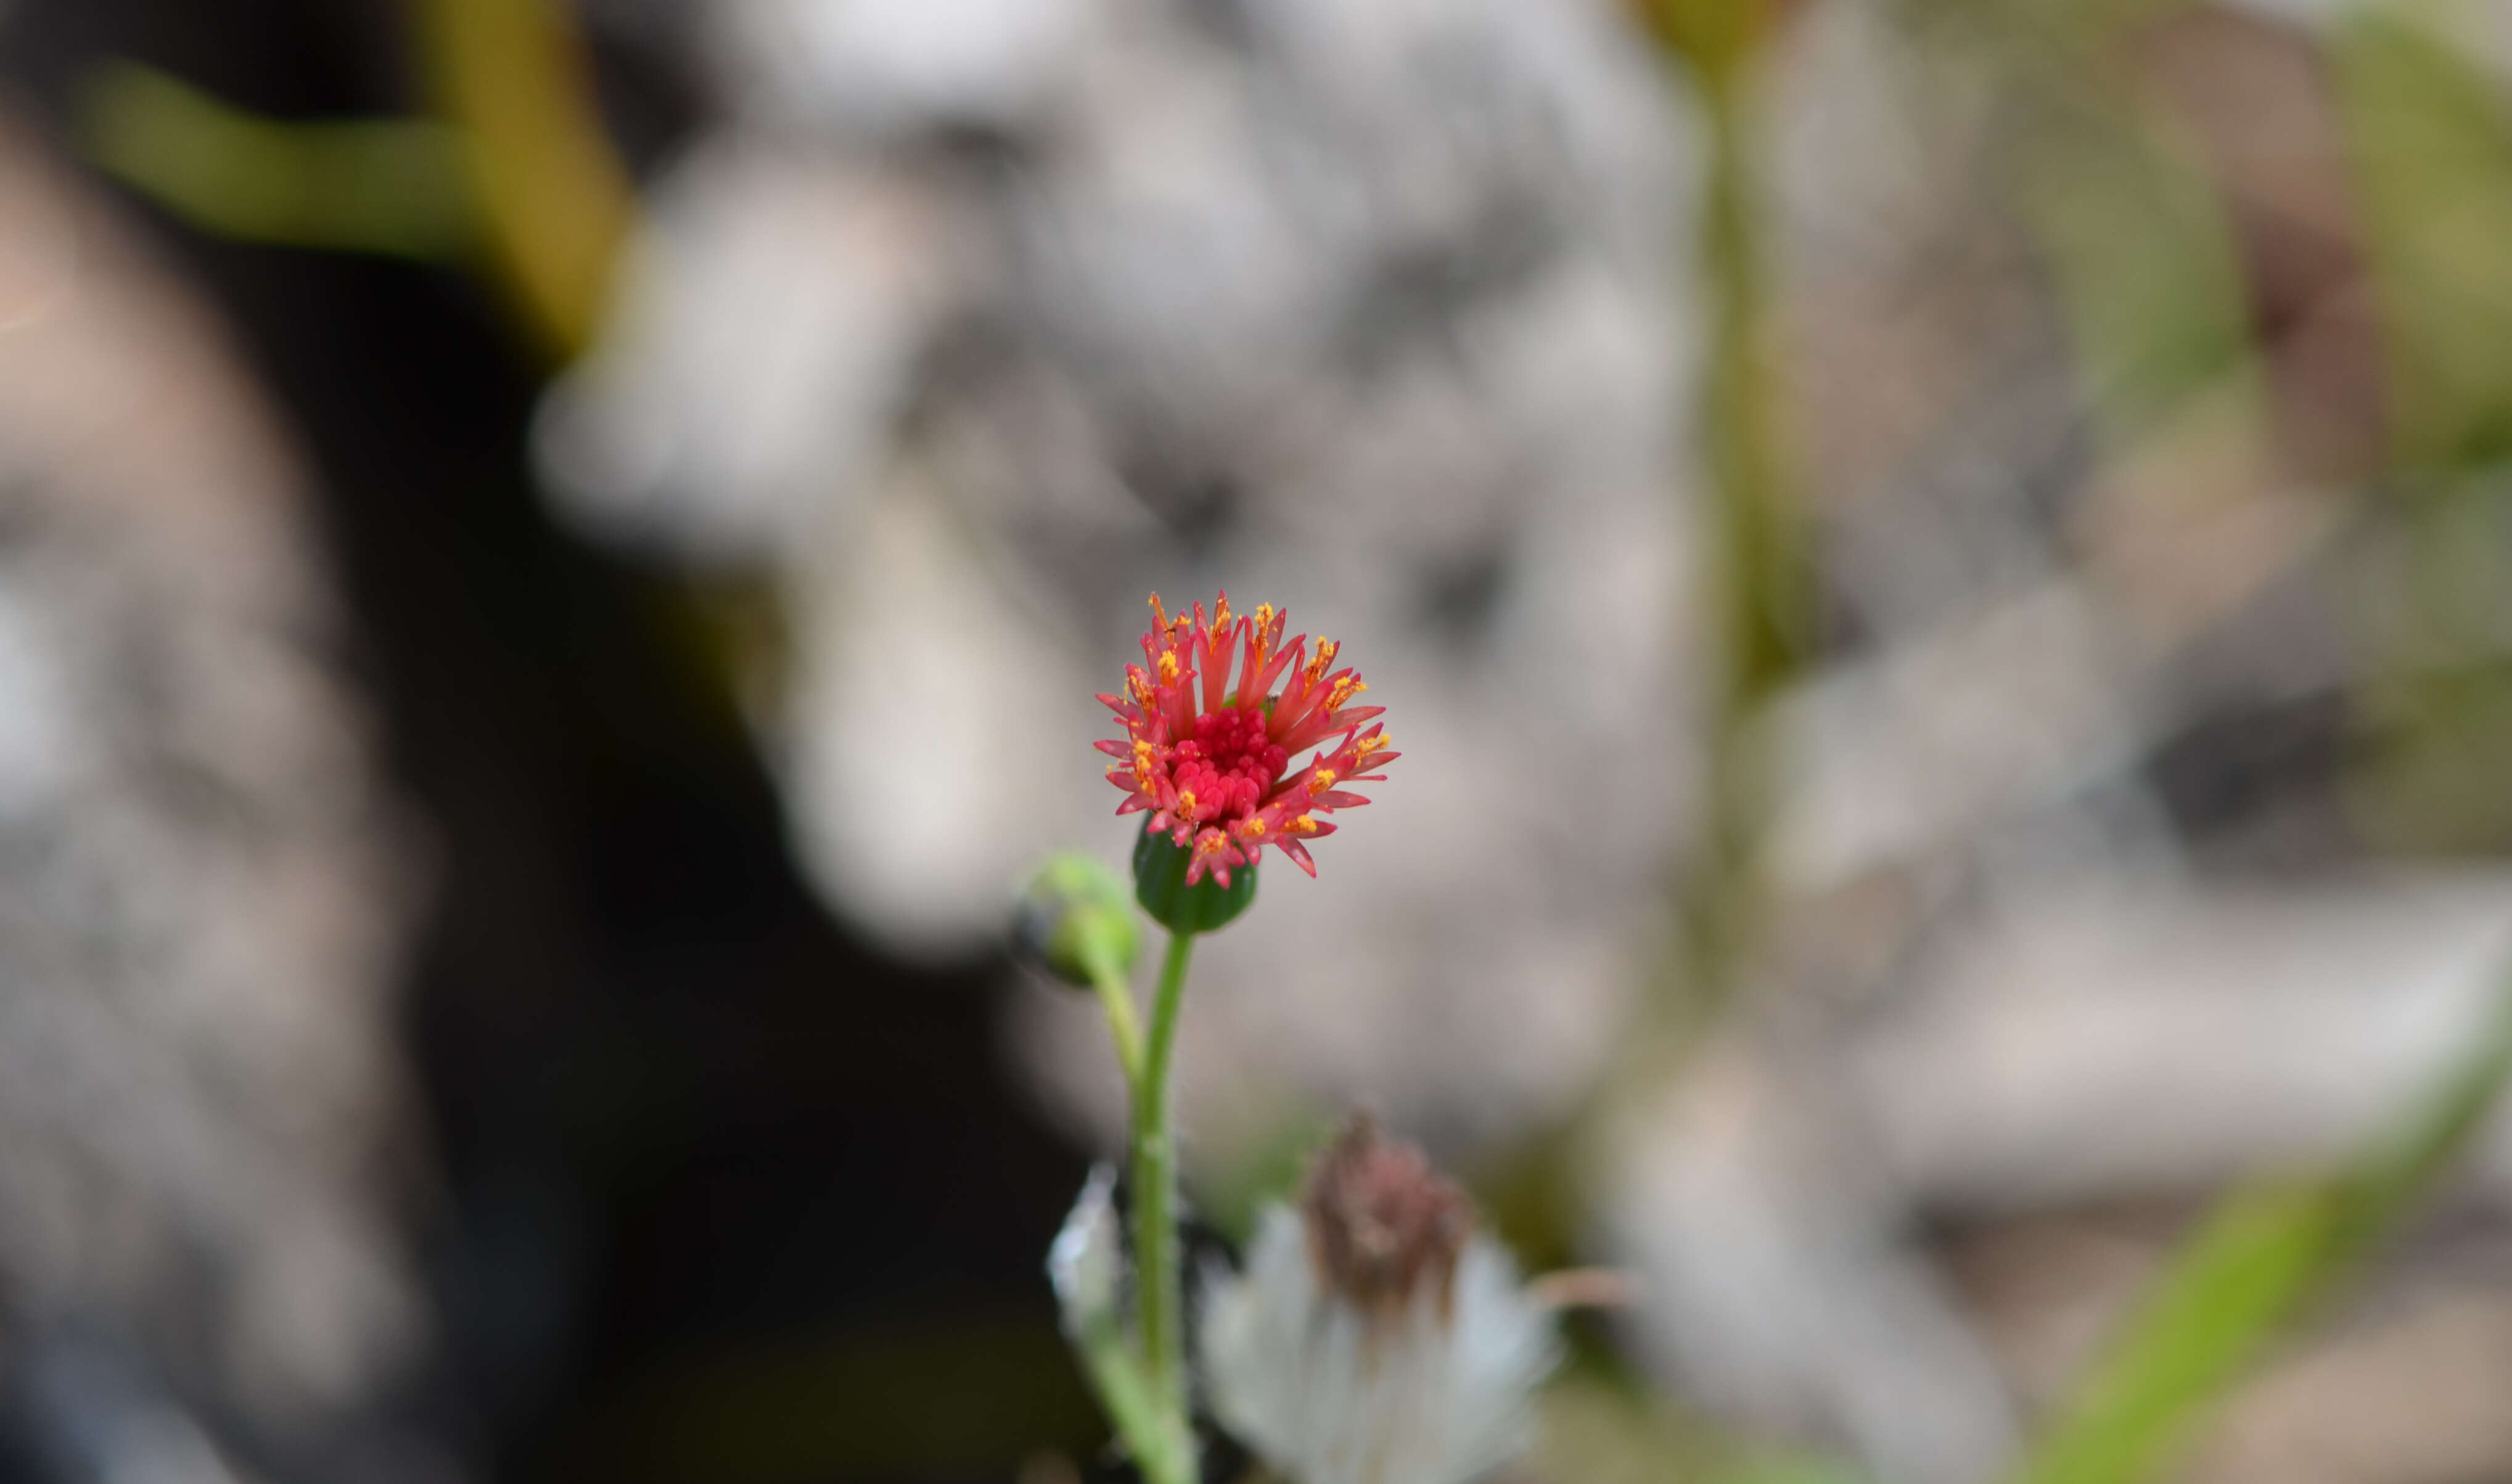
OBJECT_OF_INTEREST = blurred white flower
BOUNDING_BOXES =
[1049,1162,1124,1340]
[1199,1119,1556,1484]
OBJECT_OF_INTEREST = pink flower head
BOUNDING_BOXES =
[1097,592,1397,888]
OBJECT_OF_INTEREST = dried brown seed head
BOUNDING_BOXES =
[1301,1114,1476,1319]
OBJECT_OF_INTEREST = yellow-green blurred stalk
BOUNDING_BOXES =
[1635,0,1806,1039]
[412,0,635,358]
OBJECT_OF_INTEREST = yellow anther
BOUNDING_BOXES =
[1327,676,1367,710]
[1292,814,1318,834]
[1212,596,1233,633]
[1311,767,1336,790]
[1156,652,1180,684]
[1305,639,1339,684]
[1238,817,1266,839]
[1178,789,1199,815]
[1358,734,1390,756]
[1255,603,1276,631]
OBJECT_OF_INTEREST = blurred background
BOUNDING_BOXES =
[1,0,2511,1481]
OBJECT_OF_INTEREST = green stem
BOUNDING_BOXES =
[1086,954,1144,1087]
[1131,929,1197,1480]
[1687,55,1797,1015]
[412,0,636,359]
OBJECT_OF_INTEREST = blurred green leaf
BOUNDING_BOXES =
[2347,470,2512,852]
[2334,10,2512,472]
[1722,1461,1875,1484]
[81,62,470,258]
[2331,7,2512,844]
[2009,950,2512,1484]
[2020,89,2260,441]
[2006,1183,2339,1484]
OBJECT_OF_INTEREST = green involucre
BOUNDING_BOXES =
[1133,821,1256,935]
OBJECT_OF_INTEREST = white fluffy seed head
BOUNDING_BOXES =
[1198,1203,1558,1484]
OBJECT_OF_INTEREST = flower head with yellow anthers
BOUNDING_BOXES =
[1097,591,1396,887]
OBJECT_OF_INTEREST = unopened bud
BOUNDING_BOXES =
[1018,853,1142,988]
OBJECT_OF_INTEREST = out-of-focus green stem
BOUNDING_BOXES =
[1627,0,1802,1044]
[1129,930,1197,1484]
[1084,957,1145,1086]
[1680,51,1799,1023]
[411,0,635,359]
[80,64,470,259]
[1069,1316,1174,1480]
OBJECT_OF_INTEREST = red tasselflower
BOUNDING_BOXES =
[1097,592,1397,888]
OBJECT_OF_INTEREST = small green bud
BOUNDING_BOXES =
[1019,853,1143,988]
[1133,821,1257,935]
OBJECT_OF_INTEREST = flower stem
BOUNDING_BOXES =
[1086,956,1144,1086]
[1130,927,1197,1480]
[1677,50,1796,1029]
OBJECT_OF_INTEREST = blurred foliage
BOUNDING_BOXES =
[82,62,469,256]
[2022,89,2258,443]
[2009,952,2512,1484]
[76,0,631,358]
[1651,1,2512,1479]
[1909,0,2263,443]
[1625,0,1809,1056]
[413,0,633,356]
[2331,12,2512,854]
[557,1318,1102,1484]
[2333,10,2512,472]
[2348,471,2512,851]
[1868,4,2512,1478]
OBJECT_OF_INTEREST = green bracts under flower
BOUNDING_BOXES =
[1135,821,1257,935]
